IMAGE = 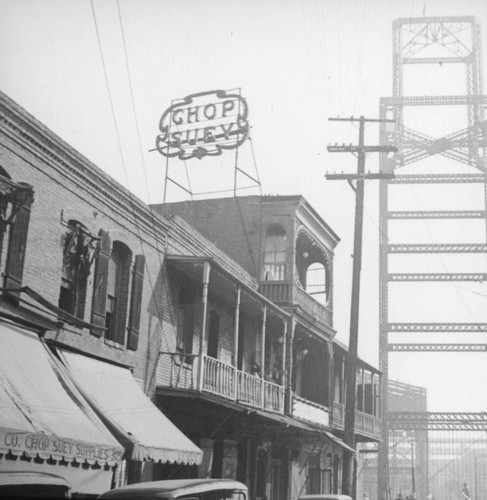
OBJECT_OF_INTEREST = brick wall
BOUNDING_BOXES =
[0,91,285,397]
[154,197,263,277]
[0,92,168,383]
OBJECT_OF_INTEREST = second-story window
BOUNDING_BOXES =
[58,220,97,319]
[0,167,34,301]
[263,225,287,281]
[105,241,132,344]
[91,232,141,349]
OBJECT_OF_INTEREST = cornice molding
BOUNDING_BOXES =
[0,92,169,244]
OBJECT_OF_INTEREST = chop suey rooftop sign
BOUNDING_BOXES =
[156,90,249,160]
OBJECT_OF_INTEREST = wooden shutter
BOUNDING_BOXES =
[4,197,33,299]
[127,254,145,350]
[90,229,111,336]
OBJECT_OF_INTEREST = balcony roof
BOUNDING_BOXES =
[333,338,381,374]
[166,255,290,319]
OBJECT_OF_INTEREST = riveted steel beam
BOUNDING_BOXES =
[387,210,487,219]
[387,273,487,281]
[387,243,487,253]
[388,343,487,352]
[388,323,487,332]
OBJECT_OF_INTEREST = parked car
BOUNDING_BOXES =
[97,478,248,500]
[0,471,71,498]
[299,495,353,500]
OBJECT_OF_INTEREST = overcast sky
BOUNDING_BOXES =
[1,0,487,412]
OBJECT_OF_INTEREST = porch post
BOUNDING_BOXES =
[285,316,295,415]
[260,306,267,407]
[234,286,241,398]
[279,319,287,388]
[197,261,211,392]
[362,368,365,418]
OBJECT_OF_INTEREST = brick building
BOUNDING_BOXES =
[0,90,382,499]
[0,91,201,497]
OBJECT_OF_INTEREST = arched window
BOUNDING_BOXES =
[263,225,287,281]
[0,166,34,301]
[305,262,329,305]
[91,232,143,349]
[105,241,132,343]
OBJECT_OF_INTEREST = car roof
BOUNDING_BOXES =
[99,478,248,499]
[0,471,71,488]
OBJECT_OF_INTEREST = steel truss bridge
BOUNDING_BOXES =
[377,15,487,500]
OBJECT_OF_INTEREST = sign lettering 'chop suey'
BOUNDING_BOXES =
[156,90,249,160]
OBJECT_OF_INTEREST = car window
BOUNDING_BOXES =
[200,491,246,500]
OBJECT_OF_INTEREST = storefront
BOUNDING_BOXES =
[0,321,124,496]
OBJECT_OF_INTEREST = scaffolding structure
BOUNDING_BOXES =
[377,16,487,500]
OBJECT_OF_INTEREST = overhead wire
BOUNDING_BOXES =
[90,0,172,364]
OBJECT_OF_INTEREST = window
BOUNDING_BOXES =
[177,283,196,359]
[307,455,323,494]
[263,225,287,281]
[58,220,97,319]
[305,262,328,305]
[90,232,143,349]
[0,168,34,300]
[105,241,132,344]
[307,454,332,494]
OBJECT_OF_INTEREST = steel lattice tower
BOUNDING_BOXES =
[378,16,487,500]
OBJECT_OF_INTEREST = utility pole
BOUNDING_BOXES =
[326,115,396,496]
[410,441,416,499]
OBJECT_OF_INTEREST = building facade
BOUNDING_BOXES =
[0,91,382,499]
[153,197,383,499]
[0,91,202,497]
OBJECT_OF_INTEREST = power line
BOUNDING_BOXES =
[90,0,170,358]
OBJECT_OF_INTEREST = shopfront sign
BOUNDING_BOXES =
[156,89,249,160]
[0,428,123,465]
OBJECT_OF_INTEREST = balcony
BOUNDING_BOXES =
[156,352,285,414]
[331,401,382,440]
[259,281,332,327]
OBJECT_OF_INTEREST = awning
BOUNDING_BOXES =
[322,431,356,454]
[250,408,356,453]
[0,322,123,466]
[57,349,203,465]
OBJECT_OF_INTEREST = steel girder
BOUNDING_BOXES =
[387,243,487,253]
[399,121,487,168]
[388,343,487,352]
[388,210,486,218]
[392,95,487,106]
[389,173,487,183]
[388,412,487,431]
[378,18,486,498]
[388,323,487,332]
[387,272,487,281]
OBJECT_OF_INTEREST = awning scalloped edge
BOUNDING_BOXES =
[131,442,203,466]
[0,428,123,467]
